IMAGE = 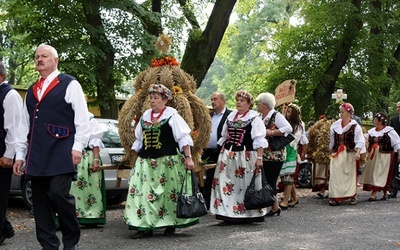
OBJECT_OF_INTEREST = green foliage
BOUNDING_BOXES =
[200,0,400,125]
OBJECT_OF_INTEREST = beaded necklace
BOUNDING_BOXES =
[151,107,166,123]
[233,109,249,122]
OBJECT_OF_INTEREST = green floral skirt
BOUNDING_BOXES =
[124,154,199,231]
[70,149,106,225]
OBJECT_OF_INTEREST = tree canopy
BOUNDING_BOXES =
[199,0,400,123]
[0,0,237,118]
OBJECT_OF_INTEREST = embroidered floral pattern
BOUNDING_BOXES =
[158,206,168,219]
[147,190,159,203]
[219,162,226,172]
[232,202,246,214]
[136,205,146,219]
[213,198,222,208]
[212,177,219,189]
[234,166,245,178]
[245,151,250,161]
[222,182,234,195]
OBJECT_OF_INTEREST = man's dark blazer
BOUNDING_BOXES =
[390,115,400,135]
[212,108,232,145]
[389,115,400,197]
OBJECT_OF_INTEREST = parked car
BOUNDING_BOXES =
[296,160,313,188]
[9,118,129,209]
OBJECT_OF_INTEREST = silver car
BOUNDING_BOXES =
[9,118,129,208]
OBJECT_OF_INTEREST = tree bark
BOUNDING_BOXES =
[313,0,362,118]
[82,0,118,119]
[180,0,237,87]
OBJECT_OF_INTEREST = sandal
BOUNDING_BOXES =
[350,197,357,205]
[329,200,340,206]
[367,197,377,202]
[380,196,387,201]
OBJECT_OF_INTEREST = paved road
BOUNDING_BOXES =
[3,188,400,250]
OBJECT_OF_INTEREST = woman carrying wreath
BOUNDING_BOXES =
[360,113,400,201]
[328,103,365,206]
[210,90,268,225]
[124,84,197,238]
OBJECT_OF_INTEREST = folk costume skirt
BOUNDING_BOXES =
[360,149,394,192]
[312,163,329,192]
[210,147,267,222]
[124,155,199,231]
[70,149,106,225]
[328,151,357,201]
[280,145,297,184]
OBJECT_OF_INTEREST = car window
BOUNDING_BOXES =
[98,120,122,148]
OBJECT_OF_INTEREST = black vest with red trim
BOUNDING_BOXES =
[25,73,77,179]
[332,124,356,152]
[137,117,180,159]
[368,132,394,153]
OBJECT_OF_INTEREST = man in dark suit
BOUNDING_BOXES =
[201,92,231,209]
[0,62,23,246]
[389,101,400,198]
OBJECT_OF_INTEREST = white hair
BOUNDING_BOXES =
[257,92,276,109]
[36,44,59,59]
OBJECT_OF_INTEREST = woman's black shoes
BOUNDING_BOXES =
[131,231,153,239]
[288,200,299,207]
[279,204,288,210]
[265,208,281,217]
[164,227,176,236]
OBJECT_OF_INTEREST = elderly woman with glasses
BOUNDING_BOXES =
[328,103,366,206]
[256,93,293,216]
[210,90,268,225]
[360,113,400,201]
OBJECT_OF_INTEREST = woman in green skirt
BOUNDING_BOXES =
[70,112,106,226]
[124,84,197,238]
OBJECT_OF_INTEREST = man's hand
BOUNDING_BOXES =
[13,160,25,176]
[0,157,13,168]
[71,150,83,165]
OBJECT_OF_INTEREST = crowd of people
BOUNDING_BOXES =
[1,43,400,249]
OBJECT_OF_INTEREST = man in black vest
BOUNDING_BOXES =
[0,62,23,246]
[13,44,90,250]
[389,102,400,198]
[201,92,231,209]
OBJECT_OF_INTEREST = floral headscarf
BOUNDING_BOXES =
[340,102,354,114]
[148,84,172,100]
[236,90,254,106]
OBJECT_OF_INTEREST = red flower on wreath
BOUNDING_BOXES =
[151,55,180,67]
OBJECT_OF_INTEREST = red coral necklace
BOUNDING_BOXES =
[151,107,166,122]
[233,110,249,122]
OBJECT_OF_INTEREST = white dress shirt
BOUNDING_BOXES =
[0,81,23,159]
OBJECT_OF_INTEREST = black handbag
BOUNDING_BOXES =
[244,168,276,210]
[266,112,295,150]
[176,170,208,218]
[268,133,295,151]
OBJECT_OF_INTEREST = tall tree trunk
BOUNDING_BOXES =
[369,0,389,113]
[82,0,118,119]
[180,0,237,87]
[313,0,362,118]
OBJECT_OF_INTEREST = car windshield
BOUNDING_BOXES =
[98,120,122,148]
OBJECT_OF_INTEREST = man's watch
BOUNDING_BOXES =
[185,155,192,159]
